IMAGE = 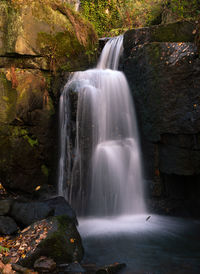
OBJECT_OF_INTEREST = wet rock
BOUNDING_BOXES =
[124,21,196,56]
[11,201,52,227]
[0,200,13,215]
[123,21,200,205]
[15,216,83,267]
[0,216,18,235]
[11,263,33,273]
[33,256,56,273]
[121,20,200,217]
[10,197,77,227]
[96,263,126,274]
[45,196,78,225]
[58,262,86,273]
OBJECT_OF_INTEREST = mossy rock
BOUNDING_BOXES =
[151,21,196,42]
[124,21,196,55]
[17,216,84,267]
[0,68,58,193]
[0,72,17,124]
[0,0,98,71]
[0,68,54,124]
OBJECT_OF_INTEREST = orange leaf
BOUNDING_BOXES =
[35,186,41,191]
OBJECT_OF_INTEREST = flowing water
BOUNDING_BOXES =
[58,35,145,216]
[58,36,200,273]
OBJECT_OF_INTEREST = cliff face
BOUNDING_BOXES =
[0,0,97,193]
[122,21,200,216]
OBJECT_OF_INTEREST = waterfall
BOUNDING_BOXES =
[58,36,146,216]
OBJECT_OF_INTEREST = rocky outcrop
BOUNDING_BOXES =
[0,216,84,267]
[0,196,77,229]
[0,197,83,268]
[17,216,84,267]
[0,0,97,193]
[122,21,200,216]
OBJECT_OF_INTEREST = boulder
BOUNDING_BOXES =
[0,216,18,235]
[0,199,13,215]
[33,257,56,273]
[10,201,52,227]
[124,21,196,56]
[11,216,84,267]
[10,196,77,227]
[45,196,78,224]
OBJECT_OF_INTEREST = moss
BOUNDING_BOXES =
[41,164,49,177]
[56,215,72,229]
[0,72,17,123]
[24,135,38,147]
[11,127,28,137]
[37,31,84,72]
[5,4,23,53]
[151,21,195,42]
[38,216,82,263]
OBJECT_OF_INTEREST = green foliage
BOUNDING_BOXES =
[0,245,9,253]
[24,135,38,147]
[80,0,121,36]
[80,0,200,37]
[165,0,200,20]
[11,126,38,147]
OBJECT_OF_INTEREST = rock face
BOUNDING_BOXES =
[122,21,200,216]
[0,0,97,193]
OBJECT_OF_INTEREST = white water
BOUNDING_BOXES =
[58,36,145,216]
[58,36,200,273]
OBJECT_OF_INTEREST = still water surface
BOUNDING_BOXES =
[79,214,200,273]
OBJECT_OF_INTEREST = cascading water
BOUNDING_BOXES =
[58,35,146,216]
[58,36,200,274]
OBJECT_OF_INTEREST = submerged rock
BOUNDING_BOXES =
[58,262,86,273]
[33,256,56,273]
[96,263,126,274]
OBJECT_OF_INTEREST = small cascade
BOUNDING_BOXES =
[58,36,146,216]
